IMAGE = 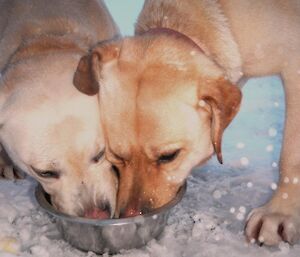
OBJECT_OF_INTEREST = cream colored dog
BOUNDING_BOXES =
[74,0,300,244]
[0,0,120,218]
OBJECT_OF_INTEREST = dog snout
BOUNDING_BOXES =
[84,202,111,219]
[119,200,152,218]
[49,188,113,219]
[121,207,142,218]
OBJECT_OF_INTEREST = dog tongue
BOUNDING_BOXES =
[84,208,110,219]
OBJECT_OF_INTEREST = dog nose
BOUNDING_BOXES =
[84,207,110,219]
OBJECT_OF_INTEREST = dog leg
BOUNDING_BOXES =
[245,62,300,246]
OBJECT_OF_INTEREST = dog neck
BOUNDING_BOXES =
[135,0,243,83]
[0,34,88,79]
[10,35,87,65]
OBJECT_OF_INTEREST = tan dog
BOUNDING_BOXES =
[0,0,120,218]
[74,0,300,244]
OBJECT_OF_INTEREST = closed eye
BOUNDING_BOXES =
[157,149,181,164]
[107,148,127,164]
[31,166,60,179]
[92,148,105,163]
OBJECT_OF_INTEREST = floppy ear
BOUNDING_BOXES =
[73,41,121,95]
[198,78,242,164]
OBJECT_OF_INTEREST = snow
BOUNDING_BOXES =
[268,128,277,137]
[282,193,289,200]
[283,177,290,184]
[236,142,245,149]
[1,76,300,257]
[198,100,206,108]
[265,144,274,152]
[240,157,249,166]
[1,1,298,255]
[271,183,278,191]
[246,182,253,188]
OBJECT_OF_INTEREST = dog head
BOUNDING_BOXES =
[0,51,117,218]
[74,32,241,217]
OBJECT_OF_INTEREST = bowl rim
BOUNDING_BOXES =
[35,181,187,226]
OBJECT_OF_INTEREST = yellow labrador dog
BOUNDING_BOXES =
[0,0,119,218]
[74,0,300,244]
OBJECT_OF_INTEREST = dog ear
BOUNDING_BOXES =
[73,41,121,95]
[198,78,242,164]
[73,53,101,95]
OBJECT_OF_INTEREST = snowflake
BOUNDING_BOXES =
[266,144,274,152]
[167,176,176,181]
[270,183,278,190]
[240,157,249,166]
[236,142,245,149]
[282,193,288,199]
[283,177,290,184]
[247,182,253,188]
[239,206,246,214]
[236,213,245,221]
[198,100,206,107]
[213,190,222,199]
[268,127,277,137]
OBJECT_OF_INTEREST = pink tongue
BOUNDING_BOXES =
[84,208,110,219]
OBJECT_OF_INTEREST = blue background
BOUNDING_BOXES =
[105,0,144,35]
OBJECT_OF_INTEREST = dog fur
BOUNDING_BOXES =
[0,0,119,218]
[74,0,300,243]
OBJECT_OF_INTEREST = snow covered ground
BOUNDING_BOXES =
[0,2,298,257]
[1,76,297,257]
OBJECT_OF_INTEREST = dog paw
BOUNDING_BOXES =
[245,206,300,246]
[0,165,26,180]
[0,145,26,180]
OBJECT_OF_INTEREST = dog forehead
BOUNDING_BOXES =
[2,96,101,166]
[99,58,201,152]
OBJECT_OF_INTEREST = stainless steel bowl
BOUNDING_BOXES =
[35,182,186,254]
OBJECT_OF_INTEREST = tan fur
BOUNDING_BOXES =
[76,0,300,244]
[0,0,119,217]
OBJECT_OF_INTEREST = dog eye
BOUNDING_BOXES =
[39,171,60,179]
[92,148,105,163]
[31,166,60,179]
[157,149,181,164]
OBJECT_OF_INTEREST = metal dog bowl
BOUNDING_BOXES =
[35,182,186,254]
